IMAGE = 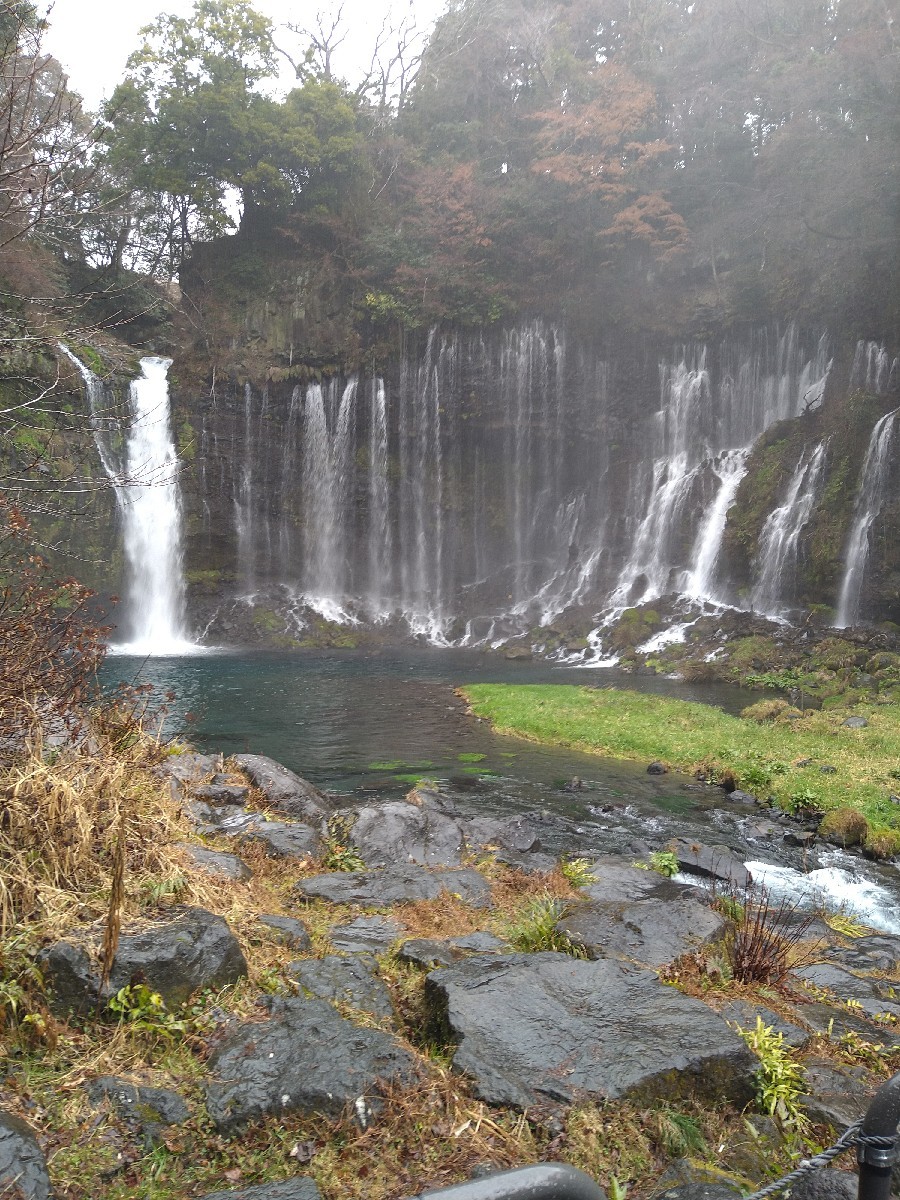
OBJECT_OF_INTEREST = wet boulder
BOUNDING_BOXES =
[558,894,726,967]
[425,952,757,1110]
[328,915,402,954]
[41,907,247,1015]
[347,795,466,867]
[231,754,330,822]
[180,845,253,882]
[286,954,394,1021]
[671,840,751,888]
[238,819,321,860]
[0,1112,51,1200]
[86,1076,190,1148]
[205,997,420,1131]
[258,915,312,951]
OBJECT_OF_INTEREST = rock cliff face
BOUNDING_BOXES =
[161,320,898,647]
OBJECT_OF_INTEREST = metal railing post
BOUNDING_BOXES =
[410,1163,609,1199]
[857,1072,900,1200]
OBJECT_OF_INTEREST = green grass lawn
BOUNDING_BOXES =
[462,684,900,851]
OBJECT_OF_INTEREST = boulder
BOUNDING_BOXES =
[0,1112,51,1200]
[184,801,255,836]
[239,819,321,860]
[671,840,752,888]
[205,997,419,1131]
[794,964,900,1020]
[827,934,900,974]
[347,796,466,867]
[558,895,726,967]
[425,952,757,1110]
[842,717,869,729]
[181,845,253,882]
[799,1058,876,1128]
[86,1076,189,1148]
[231,754,330,822]
[581,858,696,904]
[717,1000,810,1049]
[786,1170,857,1200]
[295,864,492,909]
[286,954,394,1021]
[258,915,312,952]
[398,933,507,969]
[159,752,220,787]
[329,916,402,955]
[647,761,669,775]
[191,783,250,805]
[199,1179,322,1200]
[41,907,247,1015]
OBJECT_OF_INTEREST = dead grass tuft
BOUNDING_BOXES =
[394,893,487,942]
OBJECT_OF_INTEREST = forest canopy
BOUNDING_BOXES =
[0,0,897,339]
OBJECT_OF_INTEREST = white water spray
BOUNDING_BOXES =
[835,408,899,628]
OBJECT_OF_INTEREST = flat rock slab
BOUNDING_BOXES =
[0,1112,51,1200]
[329,915,401,954]
[231,754,330,823]
[258,915,312,951]
[398,933,507,969]
[286,954,394,1021]
[160,752,220,786]
[826,934,900,974]
[795,964,900,1020]
[558,896,725,967]
[582,858,700,904]
[425,952,757,1110]
[41,907,247,1015]
[239,820,321,860]
[191,783,250,805]
[199,1179,322,1200]
[295,864,492,909]
[347,798,466,867]
[799,1057,878,1129]
[181,845,253,882]
[672,841,751,889]
[205,997,419,1131]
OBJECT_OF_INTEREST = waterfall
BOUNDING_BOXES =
[234,383,255,594]
[851,341,898,396]
[835,408,899,628]
[750,442,828,619]
[681,448,751,602]
[66,349,194,653]
[610,328,831,611]
[301,378,357,616]
[367,378,392,617]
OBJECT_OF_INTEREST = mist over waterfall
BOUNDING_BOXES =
[181,322,849,644]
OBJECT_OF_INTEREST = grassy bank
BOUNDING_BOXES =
[461,684,900,855]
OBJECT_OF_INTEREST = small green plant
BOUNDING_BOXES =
[504,896,583,955]
[321,815,365,873]
[784,788,823,818]
[560,858,597,888]
[649,850,679,877]
[650,1106,708,1158]
[824,909,869,938]
[608,1176,629,1200]
[106,983,187,1039]
[738,1016,808,1127]
[457,752,487,763]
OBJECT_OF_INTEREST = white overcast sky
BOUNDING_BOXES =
[43,0,447,112]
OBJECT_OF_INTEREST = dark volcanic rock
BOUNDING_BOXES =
[286,954,393,1020]
[347,795,466,867]
[41,907,248,1015]
[258,915,312,951]
[199,1178,322,1200]
[558,895,726,967]
[581,857,697,904]
[672,840,752,888]
[827,934,900,973]
[799,1058,876,1128]
[795,963,900,1019]
[647,761,669,775]
[0,1112,51,1200]
[717,1000,810,1049]
[328,915,402,954]
[159,752,220,787]
[192,782,250,805]
[425,952,757,1110]
[86,1076,189,1147]
[205,997,419,1131]
[231,754,330,822]
[786,1170,857,1200]
[181,845,253,882]
[239,819,321,860]
[398,933,507,969]
[295,864,492,909]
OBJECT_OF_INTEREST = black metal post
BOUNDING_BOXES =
[858,1071,900,1200]
[410,1163,609,1200]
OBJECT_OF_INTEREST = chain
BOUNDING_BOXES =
[742,1121,864,1200]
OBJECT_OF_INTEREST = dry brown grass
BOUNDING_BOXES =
[0,741,195,939]
[393,893,488,942]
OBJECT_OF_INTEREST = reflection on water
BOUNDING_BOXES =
[100,648,900,927]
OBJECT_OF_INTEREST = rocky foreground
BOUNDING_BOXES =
[5,752,900,1199]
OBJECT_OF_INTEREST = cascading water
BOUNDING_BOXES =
[835,407,899,628]
[750,441,828,619]
[116,358,193,653]
[207,322,841,645]
[67,350,194,653]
